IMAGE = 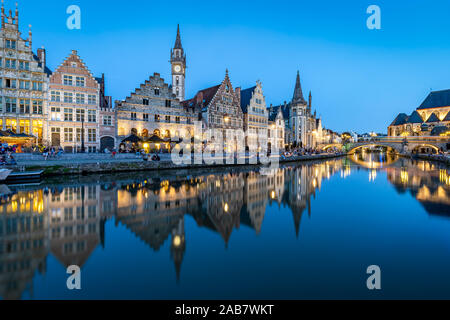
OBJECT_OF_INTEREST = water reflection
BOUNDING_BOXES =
[0,154,449,299]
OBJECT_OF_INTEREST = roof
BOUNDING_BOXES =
[418,89,450,110]
[268,106,284,122]
[431,126,449,136]
[444,112,450,121]
[174,24,183,49]
[182,85,221,109]
[390,113,408,126]
[240,86,256,114]
[407,111,423,124]
[292,71,306,104]
[426,113,440,123]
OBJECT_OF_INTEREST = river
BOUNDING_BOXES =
[0,154,449,299]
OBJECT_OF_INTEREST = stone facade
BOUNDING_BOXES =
[48,50,104,153]
[389,89,450,137]
[183,70,243,151]
[116,72,197,149]
[0,3,48,144]
[268,105,285,150]
[240,81,268,151]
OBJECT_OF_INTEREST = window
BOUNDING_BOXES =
[32,82,43,91]
[19,99,30,114]
[143,99,149,106]
[64,128,74,142]
[76,93,85,104]
[88,95,96,105]
[88,110,96,123]
[76,109,85,122]
[64,108,73,121]
[76,128,82,142]
[165,116,171,123]
[0,97,2,113]
[154,88,160,95]
[75,77,85,87]
[51,107,61,121]
[176,117,180,124]
[20,80,30,90]
[143,114,149,122]
[5,79,16,88]
[165,100,171,108]
[64,92,73,103]
[88,129,96,142]
[71,63,77,68]
[5,59,16,69]
[6,97,17,113]
[155,115,160,122]
[176,76,179,85]
[5,39,16,49]
[103,115,113,126]
[63,75,73,86]
[51,91,61,102]
[32,100,43,114]
[131,112,137,120]
[19,61,30,70]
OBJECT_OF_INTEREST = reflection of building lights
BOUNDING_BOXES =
[224,203,229,213]
[173,235,181,247]
[271,191,276,199]
[401,168,409,185]
[369,169,377,182]
[312,179,317,188]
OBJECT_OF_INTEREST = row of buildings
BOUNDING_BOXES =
[0,4,330,153]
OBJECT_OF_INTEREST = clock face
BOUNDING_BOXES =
[174,65,182,73]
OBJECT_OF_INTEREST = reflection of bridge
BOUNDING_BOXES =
[319,136,449,154]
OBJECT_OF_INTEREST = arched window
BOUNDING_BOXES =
[142,129,149,138]
[176,76,179,85]
[153,129,161,137]
[131,128,138,136]
[165,130,171,138]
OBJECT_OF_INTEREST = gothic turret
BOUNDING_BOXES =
[292,71,306,105]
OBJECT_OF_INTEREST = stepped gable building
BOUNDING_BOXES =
[116,72,197,149]
[170,24,186,102]
[48,50,112,153]
[240,81,268,151]
[388,89,450,137]
[182,70,243,150]
[0,2,49,146]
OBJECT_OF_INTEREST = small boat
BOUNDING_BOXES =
[0,169,13,182]
[5,170,44,184]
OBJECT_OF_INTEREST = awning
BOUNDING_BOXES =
[121,134,142,143]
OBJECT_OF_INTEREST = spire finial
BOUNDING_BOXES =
[293,70,306,104]
[174,24,183,49]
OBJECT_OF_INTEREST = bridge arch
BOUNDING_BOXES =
[409,143,440,154]
[347,143,402,154]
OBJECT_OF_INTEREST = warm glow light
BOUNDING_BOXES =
[224,203,229,213]
[173,235,181,247]
[271,191,276,199]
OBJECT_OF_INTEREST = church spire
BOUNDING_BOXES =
[292,70,306,104]
[174,24,183,49]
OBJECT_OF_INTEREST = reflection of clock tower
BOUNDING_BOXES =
[170,24,186,101]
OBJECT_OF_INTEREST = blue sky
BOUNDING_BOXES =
[11,0,450,133]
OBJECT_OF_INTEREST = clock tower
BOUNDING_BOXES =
[170,24,186,101]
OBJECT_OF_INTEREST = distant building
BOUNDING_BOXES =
[271,71,323,149]
[240,81,268,151]
[268,105,285,151]
[388,89,450,137]
[48,50,107,153]
[0,3,49,146]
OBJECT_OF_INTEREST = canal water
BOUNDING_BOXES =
[0,154,449,300]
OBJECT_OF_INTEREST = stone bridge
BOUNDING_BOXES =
[318,136,449,154]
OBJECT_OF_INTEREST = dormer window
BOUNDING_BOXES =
[71,63,77,68]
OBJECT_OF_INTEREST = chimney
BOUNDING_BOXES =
[37,47,46,69]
